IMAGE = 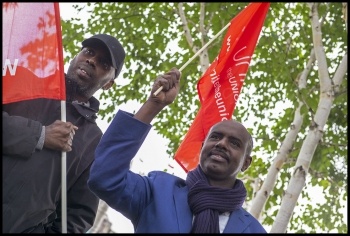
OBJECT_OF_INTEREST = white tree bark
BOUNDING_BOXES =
[249,48,315,220]
[270,3,347,233]
[178,3,213,74]
[88,200,112,233]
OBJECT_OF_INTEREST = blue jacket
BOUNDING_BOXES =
[88,110,266,233]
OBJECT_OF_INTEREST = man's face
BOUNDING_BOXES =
[66,44,115,101]
[199,120,252,187]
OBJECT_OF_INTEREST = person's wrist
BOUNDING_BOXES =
[35,126,45,151]
[134,100,164,124]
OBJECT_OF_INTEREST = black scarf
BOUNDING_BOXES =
[186,165,247,233]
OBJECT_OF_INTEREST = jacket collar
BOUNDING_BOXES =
[71,96,100,123]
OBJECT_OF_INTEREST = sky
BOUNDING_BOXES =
[58,3,347,233]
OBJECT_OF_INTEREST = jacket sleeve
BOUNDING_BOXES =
[88,110,152,221]
[47,162,99,233]
[2,111,42,157]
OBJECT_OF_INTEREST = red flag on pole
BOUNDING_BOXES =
[174,3,270,173]
[2,3,68,233]
[2,2,65,104]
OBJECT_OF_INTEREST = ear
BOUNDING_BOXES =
[102,80,114,90]
[241,155,252,172]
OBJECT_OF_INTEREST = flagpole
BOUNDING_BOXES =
[61,100,67,233]
[55,2,68,232]
[153,21,232,96]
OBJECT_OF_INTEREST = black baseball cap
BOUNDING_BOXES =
[82,34,125,79]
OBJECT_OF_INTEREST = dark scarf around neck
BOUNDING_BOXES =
[186,165,247,233]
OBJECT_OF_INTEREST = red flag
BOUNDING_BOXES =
[175,3,270,173]
[2,2,65,104]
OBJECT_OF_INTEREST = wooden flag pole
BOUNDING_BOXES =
[153,21,231,96]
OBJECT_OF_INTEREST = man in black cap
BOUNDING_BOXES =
[2,34,125,233]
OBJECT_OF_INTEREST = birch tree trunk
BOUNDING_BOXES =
[270,3,347,232]
[88,200,112,233]
[249,48,315,219]
[178,2,211,74]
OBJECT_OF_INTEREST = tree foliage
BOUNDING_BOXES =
[61,2,347,233]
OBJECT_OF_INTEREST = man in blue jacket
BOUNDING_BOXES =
[88,68,266,233]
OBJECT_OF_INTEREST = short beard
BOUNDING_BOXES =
[65,75,90,102]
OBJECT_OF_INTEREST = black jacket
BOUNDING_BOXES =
[2,96,101,233]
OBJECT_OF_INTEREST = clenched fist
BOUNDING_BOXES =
[44,120,78,152]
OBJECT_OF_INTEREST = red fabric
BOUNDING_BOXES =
[2,3,65,104]
[175,3,270,173]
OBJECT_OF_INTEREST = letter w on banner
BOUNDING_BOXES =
[174,3,270,173]
[2,2,65,104]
